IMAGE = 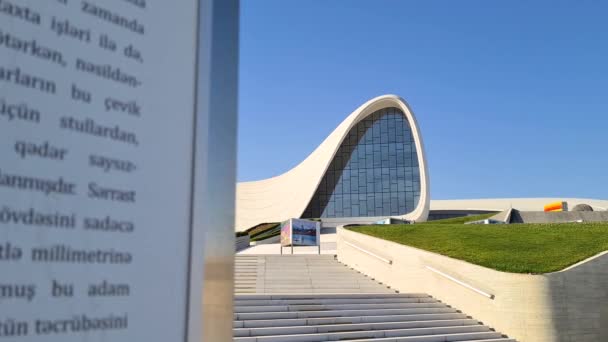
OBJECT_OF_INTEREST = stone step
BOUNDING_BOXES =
[250,272,371,276]
[234,262,260,264]
[256,264,350,267]
[234,307,459,321]
[249,276,375,280]
[240,270,362,272]
[248,272,375,282]
[248,268,358,271]
[257,287,391,292]
[337,332,511,341]
[234,297,437,306]
[252,278,383,282]
[234,313,470,329]
[240,289,395,294]
[250,255,335,258]
[256,272,359,276]
[233,325,497,342]
[261,258,342,260]
[235,302,447,313]
[234,318,480,337]
[236,278,380,283]
[458,340,516,342]
[248,280,381,285]
[255,288,392,294]
[235,293,428,300]
[258,282,388,288]
[252,288,392,291]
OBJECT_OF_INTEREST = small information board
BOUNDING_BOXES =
[280,218,321,254]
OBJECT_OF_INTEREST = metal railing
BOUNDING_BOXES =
[426,266,494,299]
[344,241,392,264]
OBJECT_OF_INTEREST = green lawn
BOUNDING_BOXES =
[239,222,282,242]
[349,222,608,274]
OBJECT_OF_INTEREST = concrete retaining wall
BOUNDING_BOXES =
[337,227,608,342]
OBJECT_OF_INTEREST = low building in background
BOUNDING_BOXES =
[430,198,608,223]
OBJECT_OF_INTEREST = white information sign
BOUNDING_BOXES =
[280,218,320,255]
[291,219,320,246]
[0,0,237,341]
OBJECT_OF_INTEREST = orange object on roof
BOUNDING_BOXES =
[544,201,567,212]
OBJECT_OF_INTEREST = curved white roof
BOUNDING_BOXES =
[235,95,431,231]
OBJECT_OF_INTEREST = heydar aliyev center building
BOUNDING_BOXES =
[235,95,608,231]
[235,95,428,230]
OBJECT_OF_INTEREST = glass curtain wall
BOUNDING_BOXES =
[302,107,421,218]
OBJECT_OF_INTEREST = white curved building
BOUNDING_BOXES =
[236,95,430,231]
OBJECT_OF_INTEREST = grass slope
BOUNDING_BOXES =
[246,222,281,242]
[236,222,281,240]
[350,222,608,274]
[246,222,280,237]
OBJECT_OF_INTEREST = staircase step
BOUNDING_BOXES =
[235,307,459,321]
[234,313,470,329]
[234,319,480,337]
[233,325,495,342]
[261,284,388,288]
[338,332,508,341]
[235,302,447,313]
[234,297,437,306]
[235,293,428,300]
[458,340,516,342]
[249,289,396,294]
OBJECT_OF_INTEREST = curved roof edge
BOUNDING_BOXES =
[235,95,430,231]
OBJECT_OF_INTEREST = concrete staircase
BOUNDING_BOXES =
[235,255,394,294]
[234,255,514,341]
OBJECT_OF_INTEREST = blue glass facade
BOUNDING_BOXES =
[302,107,421,218]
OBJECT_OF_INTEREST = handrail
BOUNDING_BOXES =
[426,266,494,299]
[344,241,392,264]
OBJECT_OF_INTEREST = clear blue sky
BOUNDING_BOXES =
[238,1,607,200]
